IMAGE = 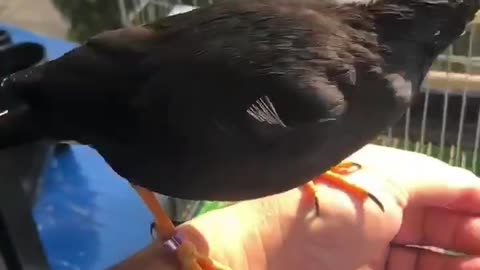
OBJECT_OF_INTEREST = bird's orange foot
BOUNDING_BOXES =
[133,185,231,270]
[303,161,384,216]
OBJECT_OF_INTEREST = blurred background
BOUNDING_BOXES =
[0,0,66,39]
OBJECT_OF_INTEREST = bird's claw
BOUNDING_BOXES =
[305,161,385,215]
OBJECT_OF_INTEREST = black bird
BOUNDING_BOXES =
[0,0,477,268]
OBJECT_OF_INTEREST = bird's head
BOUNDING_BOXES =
[371,0,478,56]
[360,0,480,91]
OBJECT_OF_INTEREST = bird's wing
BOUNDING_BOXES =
[4,2,367,152]
[121,7,357,147]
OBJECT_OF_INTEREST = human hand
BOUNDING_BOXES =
[111,144,480,270]
[347,144,480,270]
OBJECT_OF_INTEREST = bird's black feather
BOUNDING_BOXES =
[0,0,477,200]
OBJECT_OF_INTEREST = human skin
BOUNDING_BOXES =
[110,144,480,270]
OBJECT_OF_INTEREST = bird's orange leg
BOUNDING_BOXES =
[132,185,232,270]
[303,161,384,215]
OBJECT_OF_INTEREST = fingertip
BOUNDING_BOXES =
[406,166,480,213]
[443,187,480,214]
[457,257,480,270]
[420,254,480,270]
[437,167,480,213]
[389,248,480,270]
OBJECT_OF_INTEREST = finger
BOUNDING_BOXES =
[420,208,480,255]
[387,248,480,270]
[394,207,480,256]
[418,254,480,270]
[404,166,480,214]
[177,200,267,270]
[348,145,480,214]
[386,246,417,270]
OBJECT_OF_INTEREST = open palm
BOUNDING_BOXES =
[112,144,480,270]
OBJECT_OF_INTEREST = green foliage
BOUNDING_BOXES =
[196,201,230,215]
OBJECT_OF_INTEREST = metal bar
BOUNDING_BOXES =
[117,0,132,27]
[473,108,480,173]
[455,23,476,165]
[426,71,480,95]
[403,107,411,150]
[128,0,152,23]
[420,88,430,153]
[386,127,393,147]
[439,46,454,160]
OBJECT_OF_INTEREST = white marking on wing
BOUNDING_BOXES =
[247,96,287,127]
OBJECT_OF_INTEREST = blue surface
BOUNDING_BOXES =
[0,23,154,269]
